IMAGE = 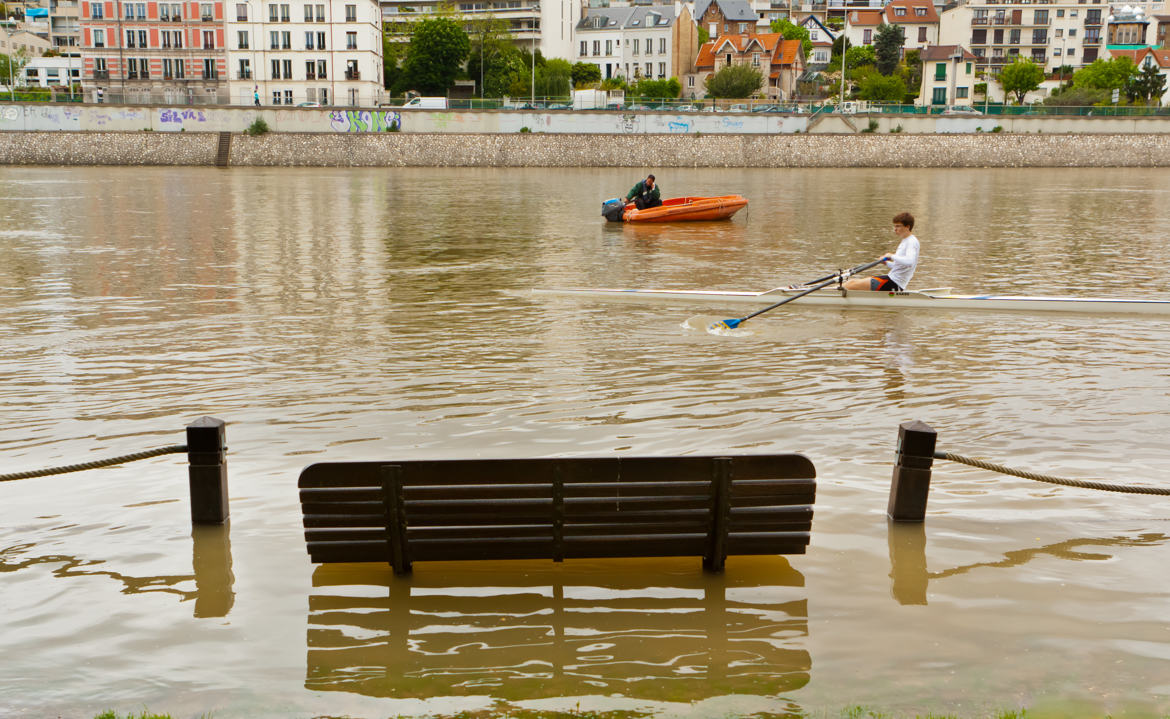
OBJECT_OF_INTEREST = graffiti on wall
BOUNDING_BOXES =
[160,108,208,124]
[329,110,401,133]
[668,120,692,133]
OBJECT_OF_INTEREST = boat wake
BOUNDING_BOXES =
[681,315,754,336]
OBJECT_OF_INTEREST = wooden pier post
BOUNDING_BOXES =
[887,420,936,522]
[187,417,228,524]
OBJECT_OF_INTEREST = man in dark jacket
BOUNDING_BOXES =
[626,174,662,210]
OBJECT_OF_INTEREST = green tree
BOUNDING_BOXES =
[997,57,1045,104]
[873,23,905,75]
[382,33,407,91]
[1043,84,1109,106]
[901,48,921,100]
[858,72,906,102]
[571,61,601,88]
[538,58,572,99]
[697,25,709,45]
[1072,56,1137,91]
[831,34,852,58]
[398,17,471,95]
[467,34,528,98]
[1128,63,1167,103]
[845,45,876,70]
[704,63,764,98]
[630,77,681,99]
[770,18,811,60]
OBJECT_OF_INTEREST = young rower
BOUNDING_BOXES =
[843,212,919,292]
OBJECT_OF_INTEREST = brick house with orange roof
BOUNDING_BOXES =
[843,0,938,54]
[1108,46,1170,105]
[684,33,806,101]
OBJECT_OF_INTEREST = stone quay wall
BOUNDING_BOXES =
[3,131,1170,167]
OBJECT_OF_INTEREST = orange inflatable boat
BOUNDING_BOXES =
[614,195,749,223]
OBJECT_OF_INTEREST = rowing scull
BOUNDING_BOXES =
[532,287,1170,315]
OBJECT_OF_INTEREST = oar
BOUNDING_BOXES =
[710,258,887,331]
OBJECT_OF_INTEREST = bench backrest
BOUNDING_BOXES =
[299,454,815,573]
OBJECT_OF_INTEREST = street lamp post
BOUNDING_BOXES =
[839,8,849,109]
[531,4,538,107]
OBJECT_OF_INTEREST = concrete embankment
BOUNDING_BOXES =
[2,130,1170,167]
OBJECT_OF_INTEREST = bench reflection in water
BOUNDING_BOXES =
[306,556,810,700]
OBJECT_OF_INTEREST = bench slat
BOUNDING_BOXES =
[730,478,817,497]
[304,513,386,528]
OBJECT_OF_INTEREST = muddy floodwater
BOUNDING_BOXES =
[1,166,1169,719]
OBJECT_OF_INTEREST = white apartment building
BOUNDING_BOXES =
[20,55,83,85]
[938,0,1117,78]
[574,4,696,81]
[842,0,939,53]
[226,0,383,106]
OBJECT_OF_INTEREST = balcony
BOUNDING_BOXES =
[345,69,361,80]
[94,69,109,80]
[238,70,252,79]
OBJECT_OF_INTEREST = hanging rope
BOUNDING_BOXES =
[935,450,1170,496]
[0,445,189,482]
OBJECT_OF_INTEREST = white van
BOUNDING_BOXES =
[401,96,448,109]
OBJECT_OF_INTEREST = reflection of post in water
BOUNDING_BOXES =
[305,557,811,701]
[192,521,235,619]
[886,525,1166,607]
[0,521,235,619]
[887,520,928,606]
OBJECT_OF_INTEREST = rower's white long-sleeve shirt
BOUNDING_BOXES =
[887,234,919,289]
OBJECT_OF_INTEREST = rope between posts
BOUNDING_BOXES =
[935,450,1170,496]
[0,445,189,482]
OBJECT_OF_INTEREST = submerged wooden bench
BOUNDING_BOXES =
[298,454,816,574]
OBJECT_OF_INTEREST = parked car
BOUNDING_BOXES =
[728,104,750,113]
[942,106,983,116]
[673,104,699,112]
[751,104,780,113]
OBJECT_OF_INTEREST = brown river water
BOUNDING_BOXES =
[1,166,1169,719]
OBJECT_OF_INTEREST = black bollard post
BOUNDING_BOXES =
[187,417,229,525]
[887,420,936,522]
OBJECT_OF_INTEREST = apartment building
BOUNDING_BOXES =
[574,4,698,81]
[79,0,229,103]
[937,0,1130,78]
[49,0,84,55]
[842,0,938,52]
[918,43,976,105]
[225,0,383,106]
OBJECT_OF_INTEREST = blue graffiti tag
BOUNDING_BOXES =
[160,108,206,123]
[330,110,402,132]
[668,121,691,133]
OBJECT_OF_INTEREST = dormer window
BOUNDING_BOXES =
[894,7,906,16]
[915,7,925,15]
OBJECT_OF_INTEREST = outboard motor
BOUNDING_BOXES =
[601,198,626,223]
